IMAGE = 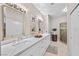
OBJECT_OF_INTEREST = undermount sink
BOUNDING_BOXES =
[34,35,42,38]
[33,32,43,38]
[34,32,43,38]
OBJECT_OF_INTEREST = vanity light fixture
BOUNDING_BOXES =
[16,3,28,13]
[5,3,26,13]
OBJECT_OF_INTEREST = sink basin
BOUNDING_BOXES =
[34,32,43,38]
[34,35,42,38]
[34,33,43,38]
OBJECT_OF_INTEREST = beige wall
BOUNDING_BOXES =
[23,3,48,35]
[0,6,3,41]
[42,15,49,33]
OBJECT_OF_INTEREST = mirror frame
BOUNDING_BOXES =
[2,5,25,41]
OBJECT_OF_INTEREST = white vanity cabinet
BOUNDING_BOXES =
[1,34,50,56]
[18,35,50,56]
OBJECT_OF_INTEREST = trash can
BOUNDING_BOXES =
[51,28,57,42]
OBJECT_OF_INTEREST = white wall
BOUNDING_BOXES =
[67,3,79,56]
[49,15,67,41]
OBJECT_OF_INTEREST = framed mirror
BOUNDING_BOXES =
[2,5,25,41]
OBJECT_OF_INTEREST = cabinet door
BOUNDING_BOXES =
[19,40,45,56]
[70,5,79,55]
[19,45,39,56]
[19,35,50,56]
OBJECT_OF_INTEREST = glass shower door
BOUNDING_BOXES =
[60,23,67,44]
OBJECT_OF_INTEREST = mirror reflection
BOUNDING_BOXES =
[3,5,25,41]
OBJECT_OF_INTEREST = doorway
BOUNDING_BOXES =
[60,22,67,44]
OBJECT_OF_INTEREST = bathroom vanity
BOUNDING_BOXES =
[0,4,50,56]
[1,33,50,56]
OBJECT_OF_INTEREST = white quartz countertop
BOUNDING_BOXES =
[1,33,49,56]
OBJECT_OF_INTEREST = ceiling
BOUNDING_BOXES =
[33,3,67,18]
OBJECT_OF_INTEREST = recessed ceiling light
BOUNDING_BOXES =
[62,6,67,12]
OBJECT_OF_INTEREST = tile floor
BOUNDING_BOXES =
[44,40,68,56]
